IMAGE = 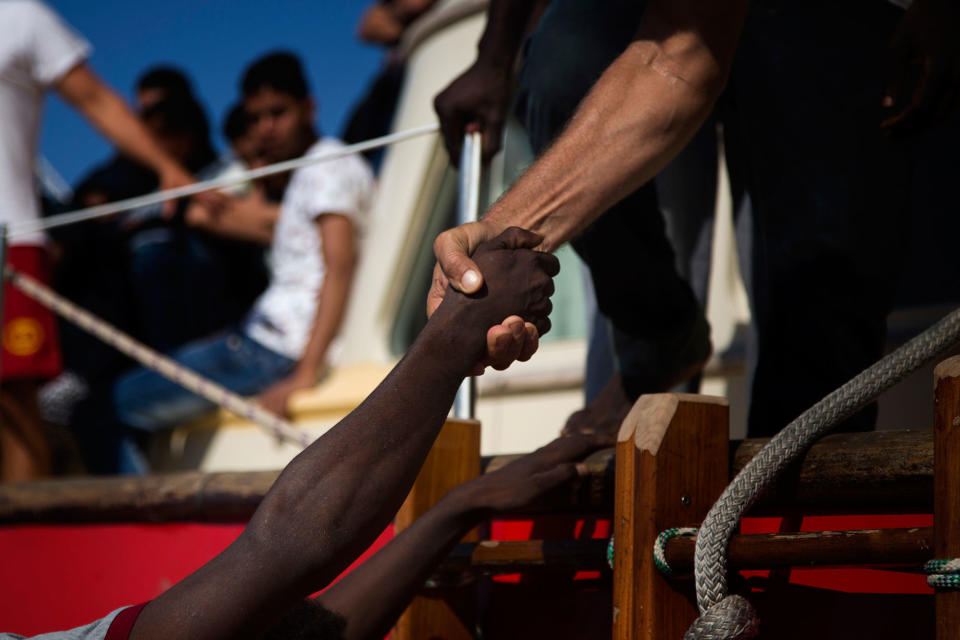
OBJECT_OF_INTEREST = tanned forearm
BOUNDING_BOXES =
[56,64,184,180]
[483,2,747,252]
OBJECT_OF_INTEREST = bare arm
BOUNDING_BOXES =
[55,63,192,192]
[128,228,560,640]
[427,0,747,372]
[312,434,603,640]
[434,0,545,162]
[258,214,357,417]
[185,188,279,246]
[430,0,747,300]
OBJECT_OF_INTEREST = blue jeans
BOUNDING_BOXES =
[113,330,295,432]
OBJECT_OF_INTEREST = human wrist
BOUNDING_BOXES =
[421,299,489,377]
[435,484,491,528]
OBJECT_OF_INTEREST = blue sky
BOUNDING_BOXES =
[42,0,384,186]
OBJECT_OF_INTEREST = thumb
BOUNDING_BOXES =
[433,223,492,294]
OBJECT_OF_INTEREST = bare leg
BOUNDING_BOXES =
[0,380,52,481]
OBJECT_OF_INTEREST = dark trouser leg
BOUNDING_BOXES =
[724,0,911,436]
[515,0,709,398]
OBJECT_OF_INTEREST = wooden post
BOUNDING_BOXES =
[393,417,481,640]
[613,393,729,640]
[934,356,960,640]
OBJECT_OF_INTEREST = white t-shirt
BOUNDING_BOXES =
[245,138,374,360]
[0,0,90,246]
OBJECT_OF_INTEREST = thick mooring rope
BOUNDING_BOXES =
[687,307,960,640]
[7,268,313,448]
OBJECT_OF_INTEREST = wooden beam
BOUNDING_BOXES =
[934,356,960,640]
[441,539,611,572]
[0,430,936,524]
[612,393,729,640]
[435,527,934,574]
[393,417,480,640]
[0,470,279,523]
[735,430,933,512]
[663,527,934,573]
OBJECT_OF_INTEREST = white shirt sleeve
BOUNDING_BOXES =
[0,606,124,640]
[300,156,375,226]
[23,1,91,87]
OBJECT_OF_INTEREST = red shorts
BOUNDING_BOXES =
[2,245,62,382]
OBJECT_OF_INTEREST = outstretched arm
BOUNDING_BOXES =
[309,433,604,640]
[128,228,560,640]
[427,0,747,367]
[55,63,193,194]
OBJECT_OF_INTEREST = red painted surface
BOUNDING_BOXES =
[0,523,393,636]
[0,513,933,634]
[740,514,933,594]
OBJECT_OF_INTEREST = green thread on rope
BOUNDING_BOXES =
[654,527,698,576]
[607,535,615,570]
[924,558,960,589]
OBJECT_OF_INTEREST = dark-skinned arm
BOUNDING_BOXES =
[128,228,559,640]
[264,434,603,640]
[434,0,546,163]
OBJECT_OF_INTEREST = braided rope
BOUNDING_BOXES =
[7,268,313,448]
[654,527,698,576]
[688,307,960,639]
[925,559,960,589]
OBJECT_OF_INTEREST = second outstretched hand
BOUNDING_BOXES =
[307,433,607,640]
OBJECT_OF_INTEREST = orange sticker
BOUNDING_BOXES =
[4,317,45,357]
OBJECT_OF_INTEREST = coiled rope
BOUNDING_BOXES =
[10,123,439,239]
[687,307,960,640]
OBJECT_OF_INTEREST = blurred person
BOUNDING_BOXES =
[1,230,571,640]
[182,103,280,245]
[341,0,441,171]
[111,51,375,455]
[134,65,193,112]
[0,0,192,481]
[223,101,259,166]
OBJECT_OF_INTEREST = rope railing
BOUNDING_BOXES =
[11,123,439,239]
[6,268,313,448]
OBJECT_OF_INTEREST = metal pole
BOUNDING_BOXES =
[452,131,482,420]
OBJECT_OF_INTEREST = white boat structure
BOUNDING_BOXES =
[144,0,946,473]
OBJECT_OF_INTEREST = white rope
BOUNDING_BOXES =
[11,123,439,239]
[6,268,313,448]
